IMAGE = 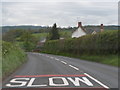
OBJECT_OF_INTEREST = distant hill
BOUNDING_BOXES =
[84,25,119,34]
[2,26,51,33]
[1,25,119,33]
[84,25,118,30]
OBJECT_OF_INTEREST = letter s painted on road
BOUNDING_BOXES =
[6,78,29,87]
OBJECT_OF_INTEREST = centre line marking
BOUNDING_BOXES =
[84,73,109,89]
[50,57,54,59]
[61,61,67,64]
[69,65,79,71]
[55,58,59,61]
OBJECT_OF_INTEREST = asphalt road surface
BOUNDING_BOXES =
[3,52,118,89]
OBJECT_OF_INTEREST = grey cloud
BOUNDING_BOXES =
[2,2,118,26]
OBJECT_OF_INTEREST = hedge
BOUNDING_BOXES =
[2,41,27,79]
[43,30,118,55]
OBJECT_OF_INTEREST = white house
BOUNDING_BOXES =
[72,22,87,38]
[72,22,104,38]
[92,31,97,34]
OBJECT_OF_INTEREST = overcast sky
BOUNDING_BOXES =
[1,0,119,27]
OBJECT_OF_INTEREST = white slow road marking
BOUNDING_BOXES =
[69,65,79,71]
[61,61,67,64]
[84,73,109,89]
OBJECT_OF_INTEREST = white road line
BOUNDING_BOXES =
[50,57,54,59]
[69,65,79,71]
[55,58,59,61]
[61,61,67,64]
[84,73,109,89]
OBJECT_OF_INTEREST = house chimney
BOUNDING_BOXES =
[100,24,104,32]
[78,22,82,27]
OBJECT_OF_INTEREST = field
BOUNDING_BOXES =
[32,33,48,40]
[32,31,72,40]
[59,31,72,38]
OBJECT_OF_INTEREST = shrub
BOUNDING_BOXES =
[43,30,118,55]
[2,41,27,79]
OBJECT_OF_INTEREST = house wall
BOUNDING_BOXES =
[72,27,86,38]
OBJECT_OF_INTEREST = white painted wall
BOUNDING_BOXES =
[72,27,86,38]
[92,31,97,34]
[40,38,46,43]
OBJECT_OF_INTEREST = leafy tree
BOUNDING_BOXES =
[47,23,60,40]
[20,31,37,51]
[2,29,24,42]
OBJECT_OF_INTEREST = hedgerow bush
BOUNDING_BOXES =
[2,41,27,79]
[43,30,118,55]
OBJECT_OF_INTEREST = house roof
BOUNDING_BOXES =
[72,22,102,36]
[72,26,87,38]
[84,26,101,34]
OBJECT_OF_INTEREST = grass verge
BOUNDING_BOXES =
[2,41,27,80]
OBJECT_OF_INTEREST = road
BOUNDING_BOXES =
[3,52,118,89]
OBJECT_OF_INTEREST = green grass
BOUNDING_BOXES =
[2,41,27,79]
[32,33,47,40]
[16,33,48,42]
[60,31,72,39]
[77,54,118,66]
[32,31,72,40]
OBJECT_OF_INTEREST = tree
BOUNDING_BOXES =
[2,29,24,42]
[47,23,60,40]
[20,31,37,51]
